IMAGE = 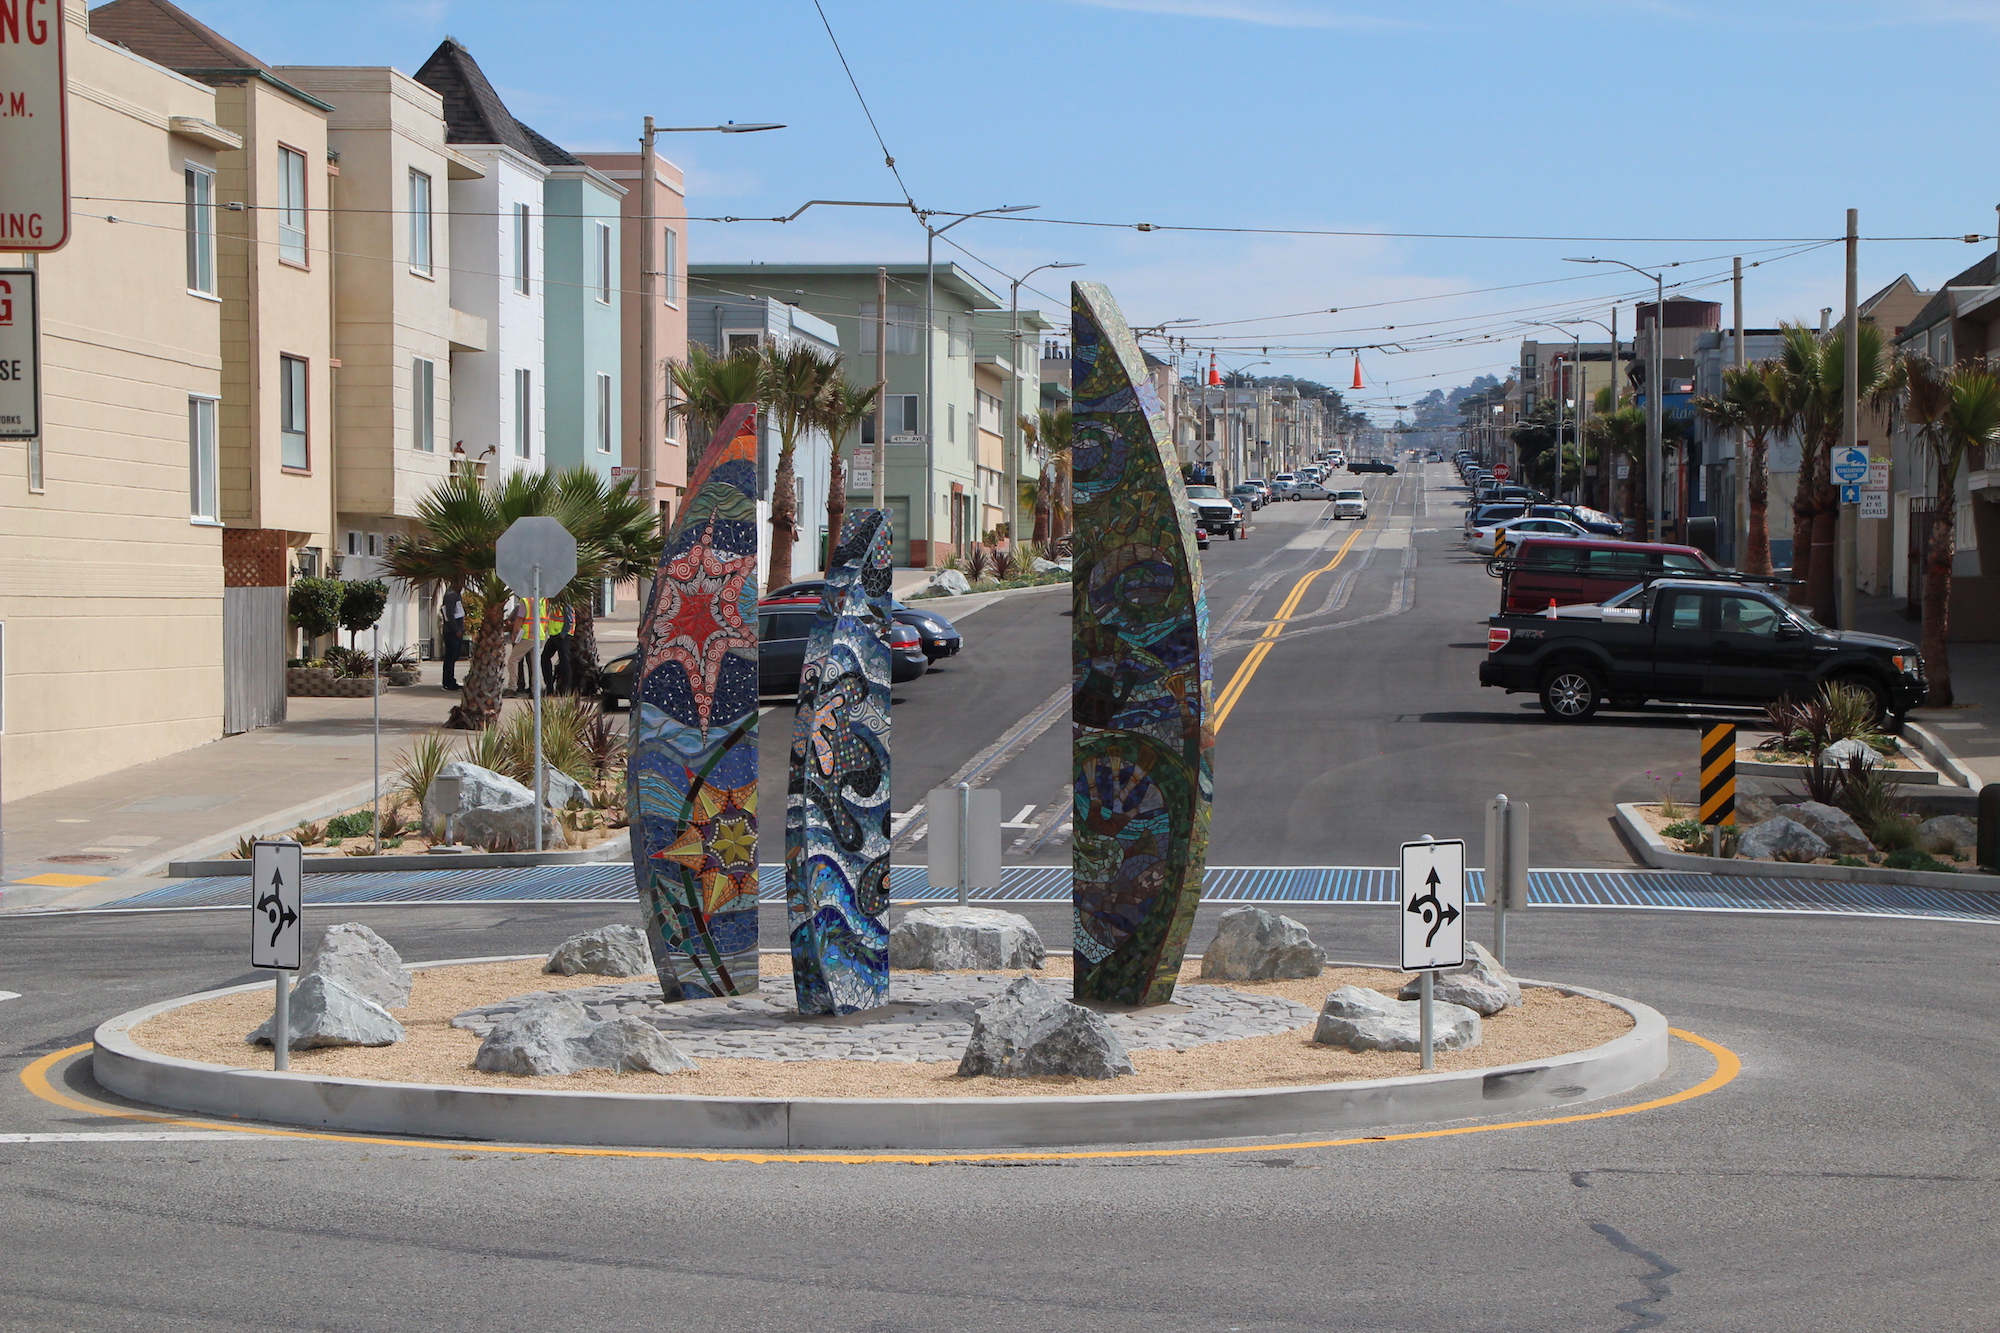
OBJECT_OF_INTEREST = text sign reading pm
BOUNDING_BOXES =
[249,839,304,970]
[0,1,70,252]
[1399,839,1466,971]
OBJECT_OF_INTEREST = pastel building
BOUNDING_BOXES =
[541,163,625,478]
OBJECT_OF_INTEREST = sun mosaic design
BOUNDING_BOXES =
[1069,281,1216,1008]
[785,509,896,1015]
[629,404,762,999]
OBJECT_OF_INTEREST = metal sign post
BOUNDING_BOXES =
[1484,795,1529,966]
[926,785,1002,903]
[496,517,578,853]
[250,839,304,1071]
[1400,836,1466,1072]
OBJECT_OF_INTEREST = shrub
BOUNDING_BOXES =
[291,820,325,844]
[1661,819,1703,844]
[288,576,344,644]
[965,545,991,582]
[325,811,375,841]
[1834,854,1869,868]
[990,546,1019,582]
[395,733,451,811]
[1883,847,1954,874]
[1822,681,1885,746]
[339,579,389,649]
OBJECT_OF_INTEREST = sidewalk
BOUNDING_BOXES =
[1853,590,2000,785]
[0,611,642,909]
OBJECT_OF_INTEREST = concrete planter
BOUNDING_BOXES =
[287,668,381,698]
[1615,802,1998,893]
[167,831,629,877]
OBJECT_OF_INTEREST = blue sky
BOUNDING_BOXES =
[159,0,2000,420]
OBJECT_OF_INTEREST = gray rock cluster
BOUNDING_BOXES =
[1785,801,1873,855]
[1198,906,1326,981]
[304,921,412,1009]
[1397,941,1520,1016]
[249,973,404,1050]
[1313,985,1481,1054]
[545,924,652,977]
[423,760,565,852]
[473,995,697,1077]
[888,906,1046,971]
[956,976,1134,1079]
[1920,815,1976,856]
[1736,815,1830,863]
[922,568,972,598]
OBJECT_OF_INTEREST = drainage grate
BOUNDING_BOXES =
[44,854,119,864]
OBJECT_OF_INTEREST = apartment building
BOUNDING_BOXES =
[973,306,1048,542]
[541,161,624,478]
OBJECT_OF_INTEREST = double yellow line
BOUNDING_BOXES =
[1212,523,1365,732]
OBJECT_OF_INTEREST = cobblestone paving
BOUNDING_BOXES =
[451,972,1314,1063]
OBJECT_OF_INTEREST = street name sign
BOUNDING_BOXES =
[1833,446,1870,485]
[0,269,36,438]
[495,516,578,598]
[888,432,923,444]
[1399,838,1466,971]
[250,839,304,970]
[0,2,69,252]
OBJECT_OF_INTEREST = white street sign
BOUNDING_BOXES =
[926,785,1002,890]
[1400,838,1466,971]
[1864,462,1890,493]
[1833,445,1870,485]
[888,432,923,444]
[0,269,37,438]
[0,5,69,252]
[1861,488,1890,521]
[250,840,304,970]
[495,516,578,598]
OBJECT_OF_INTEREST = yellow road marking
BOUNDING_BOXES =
[11,873,109,889]
[18,1029,1738,1165]
[1212,524,1365,732]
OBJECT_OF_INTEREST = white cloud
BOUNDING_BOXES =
[1063,0,1413,30]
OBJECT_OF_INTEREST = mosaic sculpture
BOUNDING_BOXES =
[630,404,761,999]
[1069,281,1215,1007]
[786,509,896,1015]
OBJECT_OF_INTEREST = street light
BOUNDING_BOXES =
[1566,257,1665,541]
[1560,316,1619,512]
[1523,321,1581,504]
[1008,261,1084,545]
[651,121,786,133]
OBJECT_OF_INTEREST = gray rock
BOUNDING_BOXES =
[543,769,593,810]
[957,976,1134,1079]
[1397,941,1521,1016]
[544,924,652,977]
[888,906,1046,971]
[471,996,696,1077]
[1031,556,1064,575]
[1198,905,1327,981]
[303,921,411,1010]
[423,760,564,852]
[1732,793,1780,826]
[1822,737,1883,769]
[1312,985,1480,1054]
[249,973,405,1050]
[1785,801,1876,856]
[1921,814,1977,854]
[1736,815,1830,863]
[923,568,972,597]
[578,1017,698,1074]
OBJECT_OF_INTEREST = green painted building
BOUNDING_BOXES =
[542,167,625,477]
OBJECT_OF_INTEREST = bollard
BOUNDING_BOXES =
[1981,785,2000,871]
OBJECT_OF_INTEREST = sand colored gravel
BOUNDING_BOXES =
[132,955,1633,1099]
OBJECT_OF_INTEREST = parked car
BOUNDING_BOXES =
[1242,478,1272,502]
[598,650,639,710]
[1480,578,1926,723]
[1291,478,1337,501]
[758,596,929,693]
[1465,502,1619,539]
[1230,482,1267,511]
[1349,459,1398,474]
[1495,537,1723,615]
[1331,488,1368,520]
[1467,516,1587,556]
[1192,508,1210,550]
[764,580,963,662]
[1184,484,1244,537]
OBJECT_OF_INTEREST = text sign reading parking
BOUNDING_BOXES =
[0,269,36,438]
[250,840,304,970]
[1399,839,1466,971]
[0,1,70,252]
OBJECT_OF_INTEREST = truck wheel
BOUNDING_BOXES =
[1831,673,1890,726]
[1539,665,1602,721]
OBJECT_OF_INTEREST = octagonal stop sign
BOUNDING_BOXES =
[495,516,578,598]
[1492,463,1510,481]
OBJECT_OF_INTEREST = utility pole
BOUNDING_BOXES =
[872,266,888,513]
[1606,305,1618,514]
[1734,257,1748,568]
[637,118,660,530]
[1840,208,1860,631]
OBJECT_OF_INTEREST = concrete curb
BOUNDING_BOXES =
[166,834,630,878]
[904,578,1070,608]
[91,961,1668,1152]
[1614,801,1999,893]
[1904,721,1983,792]
[1735,755,1940,785]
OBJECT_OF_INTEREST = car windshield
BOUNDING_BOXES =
[1185,486,1222,498]
[1336,490,1362,501]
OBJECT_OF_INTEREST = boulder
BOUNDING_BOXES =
[923,569,972,598]
[543,769,594,811]
[1198,906,1327,981]
[1031,557,1068,576]
[1397,941,1521,1016]
[248,973,405,1050]
[888,906,1046,971]
[1920,814,1977,855]
[1821,737,1883,769]
[1736,815,1830,863]
[471,995,696,1077]
[1312,985,1480,1054]
[1785,801,1876,856]
[303,921,411,1010]
[423,760,564,852]
[956,976,1133,1079]
[1732,793,1781,826]
[544,924,653,977]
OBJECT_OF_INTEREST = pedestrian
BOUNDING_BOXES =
[540,601,574,696]
[438,586,466,691]
[504,597,535,697]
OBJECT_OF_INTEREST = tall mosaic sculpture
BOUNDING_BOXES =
[786,509,895,1015]
[1069,281,1214,1007]
[630,405,761,999]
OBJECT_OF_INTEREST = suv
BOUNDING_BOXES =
[1331,488,1368,520]
[1497,538,1721,614]
[1184,484,1244,539]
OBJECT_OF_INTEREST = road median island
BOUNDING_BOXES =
[94,953,1668,1151]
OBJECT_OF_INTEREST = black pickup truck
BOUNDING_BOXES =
[1479,578,1928,723]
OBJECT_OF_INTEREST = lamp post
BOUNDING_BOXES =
[1525,321,1582,503]
[1567,257,1665,540]
[1007,261,1083,548]
[1561,316,1619,511]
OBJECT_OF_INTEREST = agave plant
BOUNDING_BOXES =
[990,546,1019,581]
[965,544,991,582]
[394,732,451,811]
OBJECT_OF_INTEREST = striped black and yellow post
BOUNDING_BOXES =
[1699,723,1737,826]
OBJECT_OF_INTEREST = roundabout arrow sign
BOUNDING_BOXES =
[1400,837,1466,971]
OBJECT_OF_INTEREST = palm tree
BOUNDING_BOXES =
[758,341,842,593]
[1899,356,2000,705]
[1035,406,1074,543]
[553,467,663,695]
[810,375,881,571]
[1584,405,1646,528]
[1693,363,1789,575]
[1778,322,1898,621]
[668,344,763,481]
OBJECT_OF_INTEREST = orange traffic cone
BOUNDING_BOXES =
[1351,355,1363,390]
[1208,353,1221,387]
[1546,598,1559,620]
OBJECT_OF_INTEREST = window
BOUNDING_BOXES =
[947,405,955,443]
[858,303,921,356]
[977,389,1002,433]
[278,146,307,265]
[596,372,613,453]
[1661,553,1709,574]
[279,355,309,469]
[1717,596,1783,637]
[725,331,763,356]
[408,169,433,275]
[514,367,533,458]
[860,394,919,444]
[662,226,678,304]
[948,315,971,359]
[188,396,218,521]
[513,203,531,295]
[595,221,612,303]
[412,357,436,452]
[1663,594,1706,632]
[184,165,215,294]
